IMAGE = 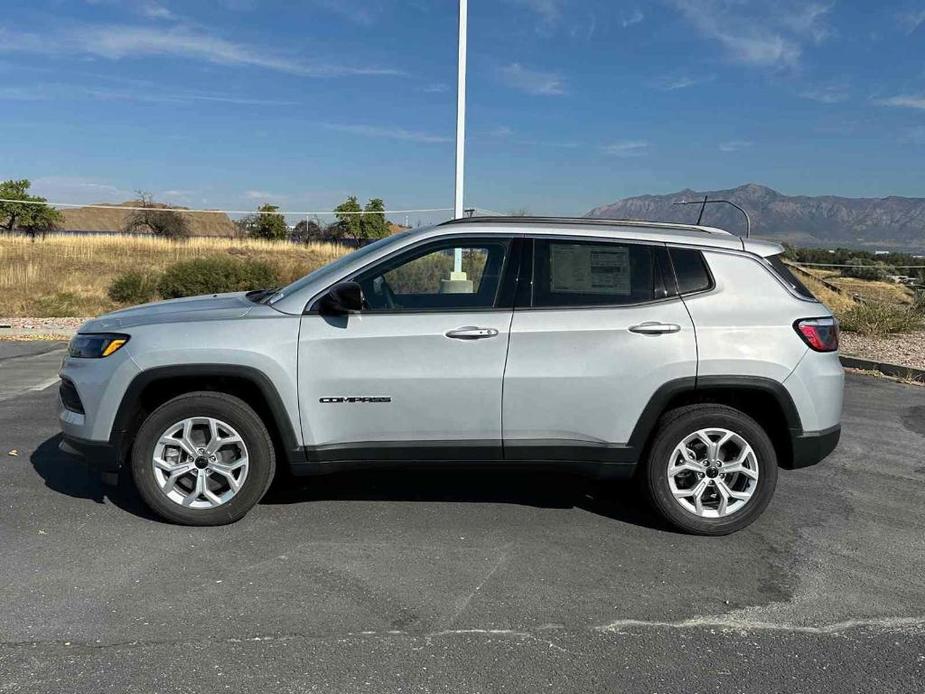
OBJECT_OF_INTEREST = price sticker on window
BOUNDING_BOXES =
[550,244,631,295]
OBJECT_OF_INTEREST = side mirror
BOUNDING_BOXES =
[317,281,364,314]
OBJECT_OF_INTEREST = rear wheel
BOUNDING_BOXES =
[644,404,778,535]
[131,392,276,525]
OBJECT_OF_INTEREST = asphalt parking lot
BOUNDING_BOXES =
[0,342,923,693]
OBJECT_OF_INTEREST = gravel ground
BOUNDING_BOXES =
[0,317,88,330]
[840,330,925,371]
[0,318,89,341]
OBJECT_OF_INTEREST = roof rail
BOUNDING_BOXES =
[437,215,732,235]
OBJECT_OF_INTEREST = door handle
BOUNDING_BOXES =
[445,326,500,340]
[628,322,681,335]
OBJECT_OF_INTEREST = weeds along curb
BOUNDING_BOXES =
[840,355,925,383]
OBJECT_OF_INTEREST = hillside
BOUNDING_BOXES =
[587,184,925,252]
[61,201,239,237]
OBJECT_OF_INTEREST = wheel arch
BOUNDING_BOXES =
[628,376,802,469]
[109,364,302,468]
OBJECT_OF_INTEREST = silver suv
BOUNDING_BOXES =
[58,217,843,534]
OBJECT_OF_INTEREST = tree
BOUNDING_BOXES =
[0,179,63,238]
[238,203,288,240]
[332,195,364,242]
[20,205,63,241]
[330,195,392,243]
[290,218,324,244]
[360,198,389,240]
[123,192,190,239]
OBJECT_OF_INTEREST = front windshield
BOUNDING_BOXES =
[267,231,415,305]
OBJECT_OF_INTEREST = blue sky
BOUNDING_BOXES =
[1,0,925,223]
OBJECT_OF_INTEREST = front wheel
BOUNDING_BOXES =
[131,392,276,525]
[644,404,778,535]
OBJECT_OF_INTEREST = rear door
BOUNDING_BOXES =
[502,236,697,462]
[297,235,520,462]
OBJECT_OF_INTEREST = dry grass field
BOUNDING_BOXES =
[0,234,348,317]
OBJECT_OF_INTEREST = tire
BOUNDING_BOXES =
[644,404,778,535]
[131,391,276,526]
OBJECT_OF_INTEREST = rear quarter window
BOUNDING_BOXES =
[668,248,713,294]
[767,255,818,301]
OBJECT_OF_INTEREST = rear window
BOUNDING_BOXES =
[767,255,818,301]
[669,248,713,294]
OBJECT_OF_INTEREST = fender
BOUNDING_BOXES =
[109,364,303,465]
[626,375,803,454]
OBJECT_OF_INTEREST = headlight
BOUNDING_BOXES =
[68,333,130,359]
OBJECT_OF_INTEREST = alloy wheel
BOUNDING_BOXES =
[151,417,249,509]
[666,427,759,518]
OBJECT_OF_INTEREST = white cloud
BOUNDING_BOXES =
[621,9,645,28]
[30,176,133,203]
[0,81,295,106]
[877,94,925,110]
[311,0,380,26]
[800,84,849,103]
[718,140,753,152]
[0,24,403,78]
[422,83,449,93]
[490,126,514,137]
[321,123,451,143]
[669,0,834,69]
[140,3,175,20]
[899,8,925,33]
[654,73,715,90]
[505,0,562,24]
[245,190,287,201]
[499,63,565,96]
[602,141,649,157]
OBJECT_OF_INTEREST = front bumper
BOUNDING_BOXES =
[788,424,841,469]
[59,434,122,484]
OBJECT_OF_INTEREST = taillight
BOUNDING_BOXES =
[794,317,839,352]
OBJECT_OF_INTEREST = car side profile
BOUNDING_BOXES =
[58,217,843,534]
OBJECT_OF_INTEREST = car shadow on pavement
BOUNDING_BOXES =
[30,435,670,530]
[30,435,161,521]
[262,467,671,531]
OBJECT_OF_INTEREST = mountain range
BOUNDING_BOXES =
[586,184,925,253]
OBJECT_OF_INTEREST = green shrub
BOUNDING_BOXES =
[156,256,279,299]
[837,302,924,336]
[841,258,890,281]
[32,291,82,317]
[108,271,160,305]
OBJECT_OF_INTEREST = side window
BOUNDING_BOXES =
[766,254,817,301]
[531,239,667,308]
[354,239,510,311]
[669,247,713,295]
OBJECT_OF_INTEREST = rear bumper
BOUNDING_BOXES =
[788,424,841,469]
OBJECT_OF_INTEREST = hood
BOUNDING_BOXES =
[80,292,255,332]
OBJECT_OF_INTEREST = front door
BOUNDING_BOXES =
[298,236,518,462]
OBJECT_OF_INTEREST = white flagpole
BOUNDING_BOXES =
[453,0,468,273]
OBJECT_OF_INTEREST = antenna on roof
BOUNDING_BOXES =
[673,197,751,238]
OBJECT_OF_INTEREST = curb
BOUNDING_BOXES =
[840,355,925,383]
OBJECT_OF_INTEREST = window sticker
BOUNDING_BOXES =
[549,244,631,294]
